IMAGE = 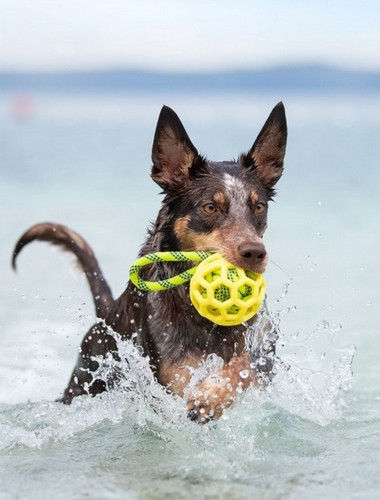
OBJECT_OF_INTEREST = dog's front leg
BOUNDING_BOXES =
[187,352,256,423]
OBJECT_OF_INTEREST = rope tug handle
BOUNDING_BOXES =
[129,251,212,291]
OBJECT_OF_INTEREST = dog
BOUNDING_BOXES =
[12,103,287,423]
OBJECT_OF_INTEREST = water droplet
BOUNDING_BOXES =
[239,369,250,379]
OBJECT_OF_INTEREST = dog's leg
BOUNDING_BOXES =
[58,322,118,404]
[157,356,202,397]
[186,352,258,423]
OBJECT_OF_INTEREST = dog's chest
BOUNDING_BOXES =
[145,286,246,362]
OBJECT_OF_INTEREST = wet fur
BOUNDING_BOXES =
[12,103,287,423]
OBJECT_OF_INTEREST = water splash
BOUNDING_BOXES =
[0,307,355,453]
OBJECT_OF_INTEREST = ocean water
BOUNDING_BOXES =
[0,91,379,499]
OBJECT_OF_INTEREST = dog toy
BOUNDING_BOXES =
[129,251,266,326]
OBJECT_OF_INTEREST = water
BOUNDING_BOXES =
[0,91,379,499]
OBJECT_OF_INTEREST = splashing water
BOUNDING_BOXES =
[0,306,354,455]
[0,279,358,500]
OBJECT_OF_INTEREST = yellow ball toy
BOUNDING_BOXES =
[189,253,266,326]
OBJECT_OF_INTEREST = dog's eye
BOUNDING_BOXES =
[255,202,266,214]
[203,203,217,214]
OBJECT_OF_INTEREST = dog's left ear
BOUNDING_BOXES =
[151,106,199,190]
[242,102,287,190]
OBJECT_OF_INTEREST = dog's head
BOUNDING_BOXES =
[151,104,287,274]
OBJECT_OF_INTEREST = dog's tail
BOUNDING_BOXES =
[12,222,113,319]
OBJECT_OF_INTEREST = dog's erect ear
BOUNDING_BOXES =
[151,106,199,189]
[243,102,287,191]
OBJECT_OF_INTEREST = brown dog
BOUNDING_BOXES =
[12,103,287,422]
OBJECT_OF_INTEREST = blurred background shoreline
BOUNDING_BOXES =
[1,63,379,95]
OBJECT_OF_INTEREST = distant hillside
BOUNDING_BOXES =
[0,65,379,93]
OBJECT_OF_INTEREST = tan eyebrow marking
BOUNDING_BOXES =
[213,192,226,205]
[250,191,259,204]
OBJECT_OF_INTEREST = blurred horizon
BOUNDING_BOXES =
[1,64,378,95]
[1,62,379,75]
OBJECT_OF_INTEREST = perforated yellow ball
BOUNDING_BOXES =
[189,253,266,326]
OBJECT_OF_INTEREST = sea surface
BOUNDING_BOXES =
[0,91,379,499]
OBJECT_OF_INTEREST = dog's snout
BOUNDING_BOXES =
[238,241,267,266]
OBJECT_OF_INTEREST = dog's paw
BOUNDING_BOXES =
[186,375,237,423]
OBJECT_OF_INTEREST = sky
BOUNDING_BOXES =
[1,0,379,72]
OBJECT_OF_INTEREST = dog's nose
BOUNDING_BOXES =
[238,241,267,267]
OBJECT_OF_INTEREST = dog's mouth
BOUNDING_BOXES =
[223,252,268,275]
[197,244,268,275]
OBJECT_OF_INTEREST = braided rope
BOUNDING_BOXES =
[129,251,212,291]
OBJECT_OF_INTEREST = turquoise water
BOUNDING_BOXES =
[0,92,379,499]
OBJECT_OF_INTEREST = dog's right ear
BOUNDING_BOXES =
[151,106,199,190]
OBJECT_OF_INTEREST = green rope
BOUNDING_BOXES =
[129,251,212,292]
